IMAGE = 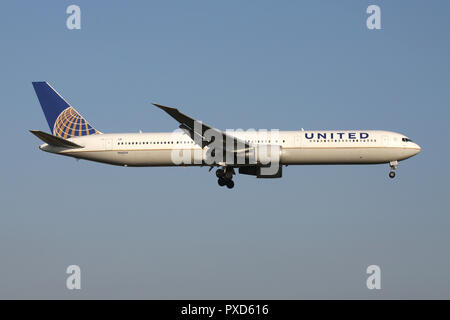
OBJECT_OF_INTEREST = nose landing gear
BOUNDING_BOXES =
[389,160,398,179]
[216,167,235,189]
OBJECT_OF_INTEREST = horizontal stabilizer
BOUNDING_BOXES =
[29,130,83,149]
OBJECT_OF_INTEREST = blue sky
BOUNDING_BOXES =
[0,0,449,298]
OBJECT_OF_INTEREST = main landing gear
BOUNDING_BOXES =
[389,160,398,179]
[216,168,235,189]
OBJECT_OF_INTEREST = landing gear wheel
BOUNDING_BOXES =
[224,170,233,179]
[388,161,398,179]
[216,168,235,188]
[216,169,225,178]
[218,177,226,186]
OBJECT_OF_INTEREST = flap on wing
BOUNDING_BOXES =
[152,103,252,152]
[29,130,84,149]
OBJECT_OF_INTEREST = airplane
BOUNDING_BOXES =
[30,82,421,189]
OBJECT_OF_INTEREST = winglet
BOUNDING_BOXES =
[152,102,179,113]
[152,102,190,125]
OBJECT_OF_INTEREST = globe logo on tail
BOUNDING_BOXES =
[53,107,100,138]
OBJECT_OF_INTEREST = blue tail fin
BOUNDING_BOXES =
[32,82,101,138]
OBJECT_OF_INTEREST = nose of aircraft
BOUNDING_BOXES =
[412,143,421,155]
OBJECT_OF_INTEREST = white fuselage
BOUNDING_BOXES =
[39,130,421,167]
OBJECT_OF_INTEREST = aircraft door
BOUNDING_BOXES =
[104,138,113,151]
[295,133,302,147]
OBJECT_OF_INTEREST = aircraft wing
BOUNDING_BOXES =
[153,103,252,153]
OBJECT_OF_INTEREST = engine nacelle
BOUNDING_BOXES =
[238,165,282,178]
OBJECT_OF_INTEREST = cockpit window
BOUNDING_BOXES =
[402,137,413,142]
